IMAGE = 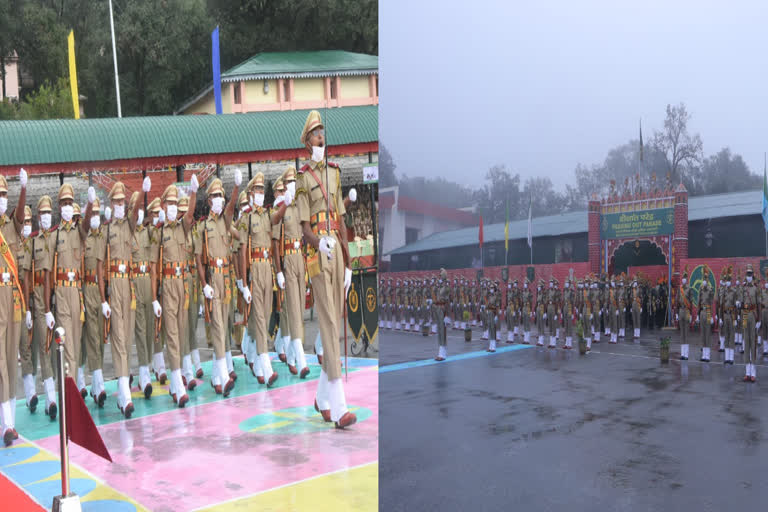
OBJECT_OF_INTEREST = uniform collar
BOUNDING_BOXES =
[62,220,74,231]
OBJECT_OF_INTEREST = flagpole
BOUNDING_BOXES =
[108,0,122,117]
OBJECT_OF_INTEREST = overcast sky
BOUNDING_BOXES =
[380,0,768,189]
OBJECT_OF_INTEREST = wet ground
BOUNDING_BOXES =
[380,324,768,511]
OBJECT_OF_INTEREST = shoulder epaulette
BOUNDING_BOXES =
[328,162,340,169]
[300,164,311,173]
[30,230,40,238]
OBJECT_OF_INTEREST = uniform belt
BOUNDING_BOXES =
[207,256,230,273]
[744,306,757,311]
[56,269,81,286]
[283,238,303,254]
[162,262,185,278]
[84,269,98,285]
[132,261,150,277]
[310,211,340,236]
[250,247,271,263]
[109,260,131,278]
[34,270,45,287]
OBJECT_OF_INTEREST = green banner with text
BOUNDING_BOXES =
[600,208,674,239]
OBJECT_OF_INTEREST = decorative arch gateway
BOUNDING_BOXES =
[607,236,670,273]
[588,182,689,325]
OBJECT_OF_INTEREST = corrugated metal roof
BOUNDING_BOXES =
[0,106,377,166]
[387,188,763,255]
[388,210,587,255]
[222,51,378,81]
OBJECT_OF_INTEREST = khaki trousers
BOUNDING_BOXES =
[284,252,306,341]
[54,286,82,382]
[310,236,344,381]
[133,275,154,367]
[0,286,21,402]
[109,277,134,378]
[248,261,273,354]
[160,277,184,371]
[83,283,104,372]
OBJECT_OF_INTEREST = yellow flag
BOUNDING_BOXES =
[68,30,80,119]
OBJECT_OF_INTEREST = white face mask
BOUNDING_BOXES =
[137,209,144,226]
[153,216,160,226]
[166,205,178,222]
[726,281,731,287]
[61,205,74,222]
[524,283,527,289]
[287,182,296,196]
[211,197,224,215]
[90,216,100,230]
[40,214,52,230]
[565,283,569,288]
[274,195,284,207]
[682,278,687,285]
[22,225,31,238]
[747,276,753,283]
[549,283,553,288]
[254,193,264,207]
[0,197,7,215]
[311,146,325,162]
[113,204,125,219]
[764,283,767,289]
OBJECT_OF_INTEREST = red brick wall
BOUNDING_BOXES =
[588,200,601,275]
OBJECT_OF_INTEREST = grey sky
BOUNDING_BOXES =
[380,0,768,189]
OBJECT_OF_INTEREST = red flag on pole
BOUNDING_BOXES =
[479,216,484,248]
[64,377,113,462]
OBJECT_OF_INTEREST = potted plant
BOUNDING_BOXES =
[659,336,670,363]
[463,311,472,342]
[576,319,588,355]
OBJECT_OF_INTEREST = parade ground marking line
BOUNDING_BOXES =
[588,348,768,368]
[189,461,378,512]
[379,345,534,373]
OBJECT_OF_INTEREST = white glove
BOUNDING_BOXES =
[640,308,643,313]
[190,174,199,193]
[203,284,214,299]
[45,311,55,330]
[349,187,357,202]
[675,313,679,321]
[319,236,334,259]
[543,313,547,319]
[344,268,353,295]
[284,189,294,206]
[87,186,96,204]
[236,279,243,292]
[736,301,741,308]
[444,316,451,326]
[25,310,32,330]
[757,322,762,329]
[158,209,166,223]
[711,317,714,325]
[142,176,151,192]
[277,272,285,289]
[102,302,111,319]
[734,320,737,327]
[234,168,242,187]
[152,300,162,318]
[137,209,144,225]
[616,310,619,316]
[104,206,112,221]
[554,315,558,321]
[719,318,723,326]
[19,168,27,187]
[242,286,252,304]
[589,314,593,320]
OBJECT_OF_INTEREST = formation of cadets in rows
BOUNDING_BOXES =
[379,265,766,381]
[0,110,358,447]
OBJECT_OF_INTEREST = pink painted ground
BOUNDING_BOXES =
[38,367,379,512]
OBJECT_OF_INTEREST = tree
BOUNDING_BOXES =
[378,144,397,187]
[696,148,759,195]
[474,165,521,223]
[652,103,703,185]
[0,78,74,120]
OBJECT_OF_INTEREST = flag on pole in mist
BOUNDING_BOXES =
[762,156,768,231]
[65,376,112,462]
[67,30,80,119]
[527,195,533,248]
[211,26,223,115]
[504,199,509,251]
[639,118,643,162]
[479,216,484,248]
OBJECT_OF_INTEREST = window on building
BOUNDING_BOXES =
[283,80,291,102]
[330,77,337,99]
[375,76,379,97]
[405,227,419,245]
[234,84,242,104]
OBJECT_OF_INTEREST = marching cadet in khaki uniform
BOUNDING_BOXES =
[30,196,57,420]
[433,269,450,360]
[177,195,201,388]
[760,268,768,356]
[132,195,159,399]
[535,279,545,346]
[562,277,575,349]
[521,278,532,343]
[677,269,693,360]
[103,182,142,417]
[697,266,714,363]
[718,272,726,352]
[71,202,88,396]
[270,177,291,367]
[0,169,27,445]
[607,277,619,344]
[546,277,559,348]
[590,278,601,343]
[272,167,310,378]
[735,273,744,348]
[153,177,200,408]
[43,183,95,420]
[486,281,500,352]
[741,264,759,382]
[294,110,356,428]
[617,277,627,339]
[82,199,107,407]
[239,172,279,387]
[19,205,37,413]
[631,276,643,340]
[721,269,736,364]
[197,174,241,396]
